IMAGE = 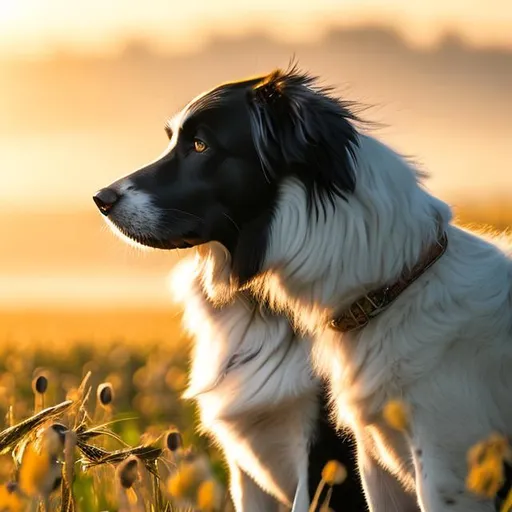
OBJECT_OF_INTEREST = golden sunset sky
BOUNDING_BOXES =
[0,0,511,308]
[0,0,511,55]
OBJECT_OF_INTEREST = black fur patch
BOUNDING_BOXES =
[231,202,277,286]
[231,64,362,283]
[247,64,360,211]
[253,72,284,106]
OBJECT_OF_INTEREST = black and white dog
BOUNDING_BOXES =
[169,254,365,511]
[94,65,512,512]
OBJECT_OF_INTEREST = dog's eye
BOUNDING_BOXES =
[193,138,208,153]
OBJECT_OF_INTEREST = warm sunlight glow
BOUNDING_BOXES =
[0,0,26,23]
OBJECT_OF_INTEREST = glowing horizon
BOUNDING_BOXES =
[0,0,511,57]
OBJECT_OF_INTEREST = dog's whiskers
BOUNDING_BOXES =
[159,208,203,221]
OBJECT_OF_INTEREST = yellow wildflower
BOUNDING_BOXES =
[466,457,504,498]
[383,400,410,432]
[321,460,347,486]
[468,433,510,467]
[197,479,221,511]
[0,484,24,512]
[466,433,512,499]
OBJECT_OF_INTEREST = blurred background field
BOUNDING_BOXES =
[1,1,512,310]
[0,0,511,509]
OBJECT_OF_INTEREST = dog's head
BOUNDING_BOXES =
[93,66,359,284]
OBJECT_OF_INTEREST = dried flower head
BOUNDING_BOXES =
[321,460,347,486]
[32,375,48,395]
[117,456,140,489]
[383,399,410,432]
[97,382,114,407]
[165,428,183,452]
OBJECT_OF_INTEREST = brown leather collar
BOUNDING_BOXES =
[329,230,448,332]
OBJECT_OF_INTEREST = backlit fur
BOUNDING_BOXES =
[95,65,512,511]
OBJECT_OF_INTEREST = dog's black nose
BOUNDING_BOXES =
[93,188,119,216]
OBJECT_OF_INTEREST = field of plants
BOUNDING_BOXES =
[0,309,237,511]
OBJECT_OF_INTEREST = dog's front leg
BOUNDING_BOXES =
[410,428,494,512]
[357,439,419,512]
[228,460,281,512]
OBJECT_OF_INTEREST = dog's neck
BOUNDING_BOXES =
[173,254,316,416]
[254,136,452,331]
[329,227,448,332]
[199,136,453,334]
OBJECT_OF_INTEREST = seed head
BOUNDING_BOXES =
[33,375,48,395]
[50,423,68,446]
[117,456,140,489]
[97,382,114,407]
[165,428,183,452]
[321,460,347,486]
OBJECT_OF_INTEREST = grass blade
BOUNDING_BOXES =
[0,400,73,455]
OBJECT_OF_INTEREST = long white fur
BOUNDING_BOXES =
[170,254,320,511]
[202,133,512,511]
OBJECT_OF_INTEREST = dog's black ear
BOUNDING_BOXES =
[247,65,359,205]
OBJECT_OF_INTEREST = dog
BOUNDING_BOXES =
[93,64,512,511]
[169,255,365,511]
